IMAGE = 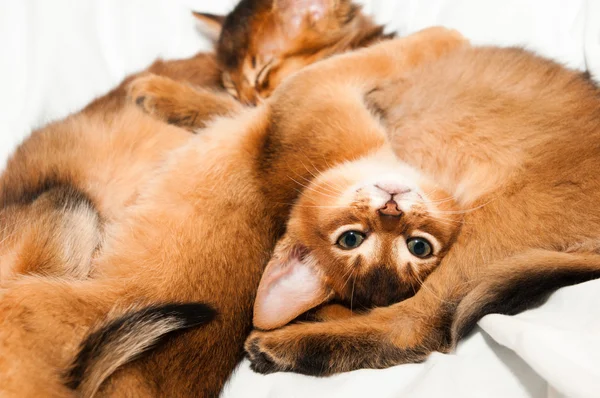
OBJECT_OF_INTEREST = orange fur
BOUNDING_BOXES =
[245,30,600,376]
[0,1,394,394]
[253,148,462,330]
[0,50,227,284]
[0,28,461,396]
[197,0,388,105]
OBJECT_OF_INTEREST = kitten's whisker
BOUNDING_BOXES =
[291,168,341,196]
[288,175,342,199]
[298,155,323,182]
[287,176,340,200]
[412,269,455,305]
[340,267,356,291]
[281,204,350,209]
[422,215,465,227]
[422,197,459,205]
[302,154,345,192]
[434,199,495,214]
[350,273,357,315]
[319,154,345,190]
[299,164,344,196]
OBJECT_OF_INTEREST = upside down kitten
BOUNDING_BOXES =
[0,28,461,397]
[243,29,600,375]
[252,149,462,330]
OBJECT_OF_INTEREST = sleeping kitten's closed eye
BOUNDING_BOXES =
[253,149,464,330]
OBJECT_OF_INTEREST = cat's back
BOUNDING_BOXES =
[388,45,600,203]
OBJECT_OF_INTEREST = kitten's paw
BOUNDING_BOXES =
[127,73,164,116]
[245,329,303,374]
[244,325,364,376]
[415,26,466,43]
[372,26,468,63]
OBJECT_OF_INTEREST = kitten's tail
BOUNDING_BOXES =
[65,303,216,398]
[453,248,600,340]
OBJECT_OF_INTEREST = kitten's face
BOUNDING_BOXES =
[253,153,463,330]
[290,157,463,308]
[195,0,388,105]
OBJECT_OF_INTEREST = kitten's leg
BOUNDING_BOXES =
[246,249,600,375]
[128,73,242,131]
[303,304,356,322]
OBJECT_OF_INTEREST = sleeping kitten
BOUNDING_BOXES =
[134,0,388,130]
[253,148,462,330]
[133,0,389,130]
[194,0,389,105]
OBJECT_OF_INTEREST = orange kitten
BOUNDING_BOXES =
[194,0,389,105]
[253,148,462,329]
[245,30,600,376]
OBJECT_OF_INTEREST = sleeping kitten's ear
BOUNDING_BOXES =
[192,11,225,42]
[273,0,342,36]
[253,235,333,330]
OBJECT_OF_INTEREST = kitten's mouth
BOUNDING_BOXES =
[378,200,402,217]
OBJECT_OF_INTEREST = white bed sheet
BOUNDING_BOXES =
[1,1,599,397]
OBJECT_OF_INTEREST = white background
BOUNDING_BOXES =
[1,1,599,397]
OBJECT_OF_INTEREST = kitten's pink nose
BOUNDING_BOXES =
[375,182,410,196]
[379,200,402,217]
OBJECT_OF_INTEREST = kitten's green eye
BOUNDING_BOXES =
[337,231,366,250]
[407,238,432,258]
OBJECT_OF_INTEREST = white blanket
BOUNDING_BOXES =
[1,1,599,397]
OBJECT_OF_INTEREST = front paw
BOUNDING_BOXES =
[245,310,436,376]
[245,330,295,374]
[244,322,399,376]
[245,328,336,376]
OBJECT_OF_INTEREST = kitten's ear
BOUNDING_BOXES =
[192,11,225,42]
[253,236,333,330]
[273,0,341,35]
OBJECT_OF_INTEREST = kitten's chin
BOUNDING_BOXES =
[342,269,415,309]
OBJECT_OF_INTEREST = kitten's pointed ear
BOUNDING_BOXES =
[192,11,225,42]
[253,236,333,330]
[273,0,341,36]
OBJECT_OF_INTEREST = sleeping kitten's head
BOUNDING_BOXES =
[253,151,463,330]
[194,0,389,104]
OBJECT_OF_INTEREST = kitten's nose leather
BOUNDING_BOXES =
[379,200,402,217]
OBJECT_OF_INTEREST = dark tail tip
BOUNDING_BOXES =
[455,268,600,340]
[65,302,216,394]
